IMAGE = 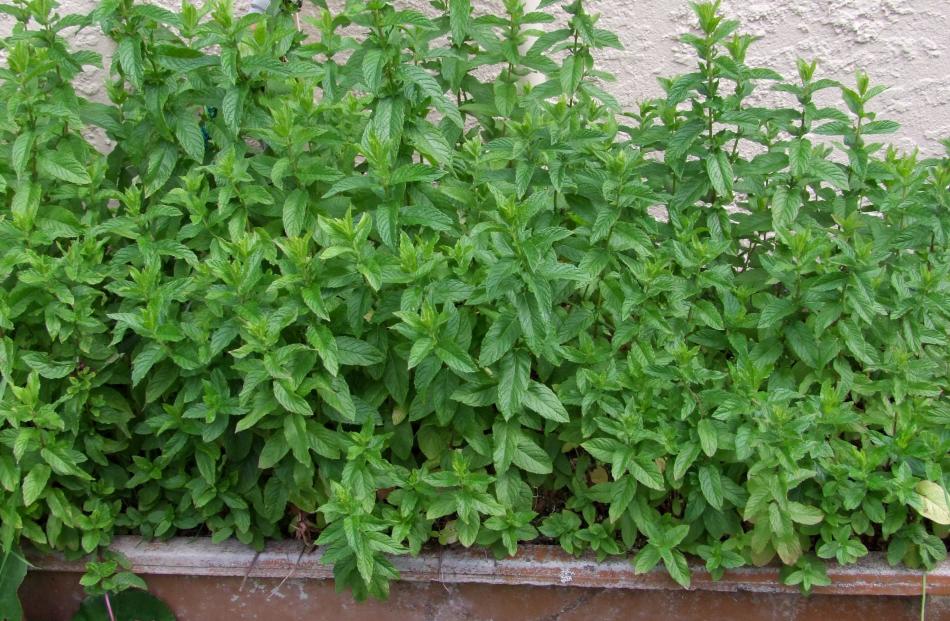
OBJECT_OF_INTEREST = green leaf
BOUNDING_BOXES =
[0,457,16,493]
[706,150,733,196]
[399,64,451,110]
[11,130,33,177]
[810,158,850,190]
[629,457,665,491]
[456,516,479,548]
[284,413,311,464]
[375,203,399,248]
[492,421,518,474]
[914,481,950,525]
[452,383,497,407]
[132,343,165,386]
[258,433,290,469]
[607,476,638,523]
[497,351,530,418]
[449,0,471,44]
[37,151,91,185]
[666,120,705,160]
[479,312,521,366]
[143,143,177,196]
[512,435,553,474]
[222,87,243,134]
[307,324,338,375]
[785,322,819,368]
[838,321,877,365]
[22,464,51,506]
[22,352,75,379]
[693,300,723,330]
[663,550,691,588]
[408,337,435,369]
[0,550,27,621]
[234,404,272,433]
[358,259,382,291]
[633,545,661,574]
[220,47,237,84]
[697,419,718,457]
[336,337,384,366]
[322,175,376,198]
[409,123,452,163]
[861,120,899,134]
[698,465,723,510]
[522,381,570,423]
[273,380,311,416]
[435,340,478,374]
[362,48,386,93]
[788,138,811,177]
[282,189,307,237]
[672,443,700,481]
[195,446,216,484]
[560,54,583,97]
[788,502,825,525]
[390,163,445,185]
[494,81,516,116]
[117,37,143,88]
[312,374,357,421]
[42,448,92,480]
[758,296,797,329]
[582,437,622,464]
[302,287,330,322]
[771,184,802,228]
[175,111,204,162]
[775,534,802,565]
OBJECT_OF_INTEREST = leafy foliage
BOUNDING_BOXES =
[0,0,948,602]
[0,550,28,621]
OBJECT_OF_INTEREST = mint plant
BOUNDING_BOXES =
[0,0,947,607]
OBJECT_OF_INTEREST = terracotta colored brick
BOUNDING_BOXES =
[22,538,950,620]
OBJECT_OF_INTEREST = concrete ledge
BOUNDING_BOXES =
[26,536,950,597]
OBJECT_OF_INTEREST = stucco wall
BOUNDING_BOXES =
[590,0,950,155]
[4,0,948,154]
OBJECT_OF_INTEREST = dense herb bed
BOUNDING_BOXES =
[1,0,948,603]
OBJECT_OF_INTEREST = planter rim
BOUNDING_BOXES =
[27,536,949,597]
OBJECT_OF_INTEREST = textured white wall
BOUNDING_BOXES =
[4,0,948,154]
[588,0,950,155]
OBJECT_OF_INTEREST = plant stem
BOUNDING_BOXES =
[105,592,116,621]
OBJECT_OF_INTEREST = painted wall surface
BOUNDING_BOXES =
[3,0,949,154]
[20,571,950,621]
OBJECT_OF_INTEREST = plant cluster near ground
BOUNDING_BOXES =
[0,0,948,607]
